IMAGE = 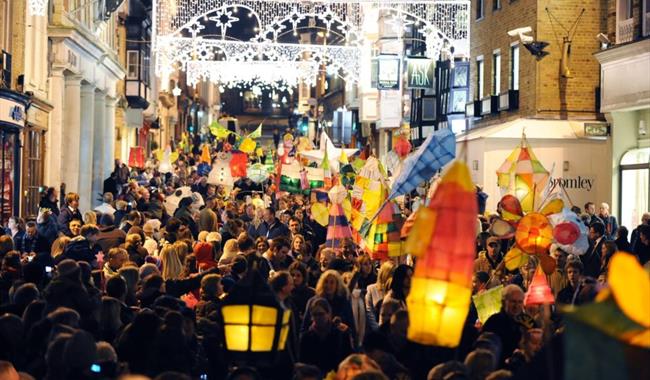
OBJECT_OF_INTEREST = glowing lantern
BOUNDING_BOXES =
[393,135,412,159]
[515,213,553,255]
[406,161,477,347]
[220,270,291,363]
[230,151,248,178]
[311,202,329,227]
[247,163,269,184]
[128,146,145,169]
[200,144,211,164]
[524,266,555,305]
[156,146,179,174]
[240,137,257,154]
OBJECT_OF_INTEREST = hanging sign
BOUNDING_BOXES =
[406,58,434,89]
[376,56,401,90]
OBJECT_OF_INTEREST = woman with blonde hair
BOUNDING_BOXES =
[160,244,183,281]
[83,211,97,226]
[50,236,71,259]
[291,234,307,257]
[301,269,356,341]
[365,260,395,321]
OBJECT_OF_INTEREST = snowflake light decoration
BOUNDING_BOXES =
[209,10,240,38]
[28,0,47,16]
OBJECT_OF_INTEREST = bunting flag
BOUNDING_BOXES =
[388,128,456,200]
[405,160,478,347]
[496,133,549,213]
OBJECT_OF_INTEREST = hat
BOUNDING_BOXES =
[56,259,80,278]
[206,232,222,243]
[486,236,500,246]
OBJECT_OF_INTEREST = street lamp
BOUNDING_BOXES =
[220,268,291,364]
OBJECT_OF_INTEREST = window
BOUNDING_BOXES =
[126,50,139,79]
[476,57,484,99]
[644,0,650,36]
[493,0,501,10]
[476,0,484,20]
[510,44,519,90]
[22,130,44,219]
[492,51,501,95]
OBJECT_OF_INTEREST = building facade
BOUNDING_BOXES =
[47,0,125,211]
[461,0,613,214]
[595,0,650,231]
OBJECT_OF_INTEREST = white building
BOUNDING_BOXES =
[47,0,125,211]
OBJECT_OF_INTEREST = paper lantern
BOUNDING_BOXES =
[472,285,504,324]
[499,194,523,222]
[524,266,555,305]
[247,163,269,184]
[326,203,353,249]
[128,146,145,169]
[404,207,436,255]
[220,270,291,364]
[608,252,650,331]
[200,144,211,164]
[504,245,529,271]
[156,146,179,174]
[197,162,211,177]
[553,222,580,245]
[394,136,412,159]
[208,153,234,188]
[240,137,257,154]
[328,184,347,205]
[489,217,516,239]
[230,151,248,178]
[496,134,549,213]
[406,161,478,347]
[548,208,589,256]
[515,213,553,255]
[311,202,329,227]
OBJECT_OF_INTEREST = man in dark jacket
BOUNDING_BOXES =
[95,214,127,253]
[43,259,97,316]
[16,221,49,255]
[581,222,605,278]
[57,192,83,236]
[56,224,101,267]
[247,207,289,240]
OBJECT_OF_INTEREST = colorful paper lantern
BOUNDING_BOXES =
[208,153,234,188]
[311,202,329,227]
[128,146,145,169]
[200,144,212,164]
[515,213,553,255]
[239,137,257,154]
[548,208,589,256]
[393,135,412,159]
[156,146,179,174]
[524,266,555,306]
[406,161,478,347]
[247,163,269,184]
[496,134,549,213]
[230,151,248,178]
[472,285,504,324]
[326,203,353,249]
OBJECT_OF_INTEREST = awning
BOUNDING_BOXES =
[456,118,602,142]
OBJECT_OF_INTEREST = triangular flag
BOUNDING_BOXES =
[210,121,233,139]
[339,149,349,165]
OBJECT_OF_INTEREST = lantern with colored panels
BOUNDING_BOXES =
[128,146,145,169]
[200,144,212,164]
[515,213,554,255]
[405,161,478,347]
[496,134,549,213]
[326,185,353,249]
[230,151,249,178]
[524,266,555,305]
[393,135,412,159]
[220,270,291,364]
[359,200,404,260]
[248,163,269,184]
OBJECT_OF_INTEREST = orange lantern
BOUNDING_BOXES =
[524,266,555,305]
[230,151,248,178]
[394,135,412,159]
[406,161,477,347]
[515,213,553,255]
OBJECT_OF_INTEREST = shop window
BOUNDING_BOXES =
[0,131,16,224]
[22,129,44,219]
[510,44,519,91]
[126,50,139,79]
[619,147,650,231]
[476,0,484,20]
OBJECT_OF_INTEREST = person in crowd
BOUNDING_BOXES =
[198,195,218,233]
[482,284,530,365]
[248,207,290,240]
[57,192,83,236]
[95,192,117,216]
[474,236,503,278]
[381,264,412,310]
[583,202,603,226]
[299,297,354,374]
[631,212,650,252]
[614,226,632,253]
[67,219,82,238]
[633,224,650,265]
[582,222,605,278]
[598,202,618,239]
[261,236,294,279]
[365,261,395,324]
[103,247,128,278]
[289,261,316,326]
[120,211,142,235]
[96,213,127,254]
[302,269,356,340]
[56,224,101,266]
[195,273,223,322]
[38,187,60,216]
[6,217,25,249]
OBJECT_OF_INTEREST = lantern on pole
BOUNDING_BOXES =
[524,266,555,306]
[219,268,292,364]
[405,161,477,347]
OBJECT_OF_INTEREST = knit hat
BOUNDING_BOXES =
[56,259,80,278]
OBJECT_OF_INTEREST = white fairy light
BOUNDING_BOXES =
[28,0,47,16]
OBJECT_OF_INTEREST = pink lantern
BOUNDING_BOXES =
[524,266,555,305]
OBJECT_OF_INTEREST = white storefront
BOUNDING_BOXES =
[47,8,125,211]
[595,39,650,230]
[456,118,612,215]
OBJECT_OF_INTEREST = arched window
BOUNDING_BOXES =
[619,147,650,230]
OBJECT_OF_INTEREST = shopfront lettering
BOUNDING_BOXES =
[406,58,434,89]
[550,176,594,191]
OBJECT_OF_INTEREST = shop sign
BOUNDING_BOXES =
[376,56,401,90]
[406,58,434,89]
[549,175,596,192]
[0,97,26,129]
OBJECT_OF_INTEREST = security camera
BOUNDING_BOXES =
[507,26,534,44]
[596,33,610,44]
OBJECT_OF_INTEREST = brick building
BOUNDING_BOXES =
[458,0,614,215]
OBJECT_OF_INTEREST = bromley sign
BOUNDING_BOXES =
[549,176,595,191]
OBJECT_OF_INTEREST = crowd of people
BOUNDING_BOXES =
[0,151,649,380]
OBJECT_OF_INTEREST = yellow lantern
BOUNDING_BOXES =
[220,271,291,362]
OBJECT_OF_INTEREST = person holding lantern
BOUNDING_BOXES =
[481,284,530,366]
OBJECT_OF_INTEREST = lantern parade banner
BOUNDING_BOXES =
[388,128,456,200]
[405,160,478,347]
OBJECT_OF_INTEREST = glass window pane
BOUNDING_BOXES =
[621,168,649,230]
[620,147,650,165]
